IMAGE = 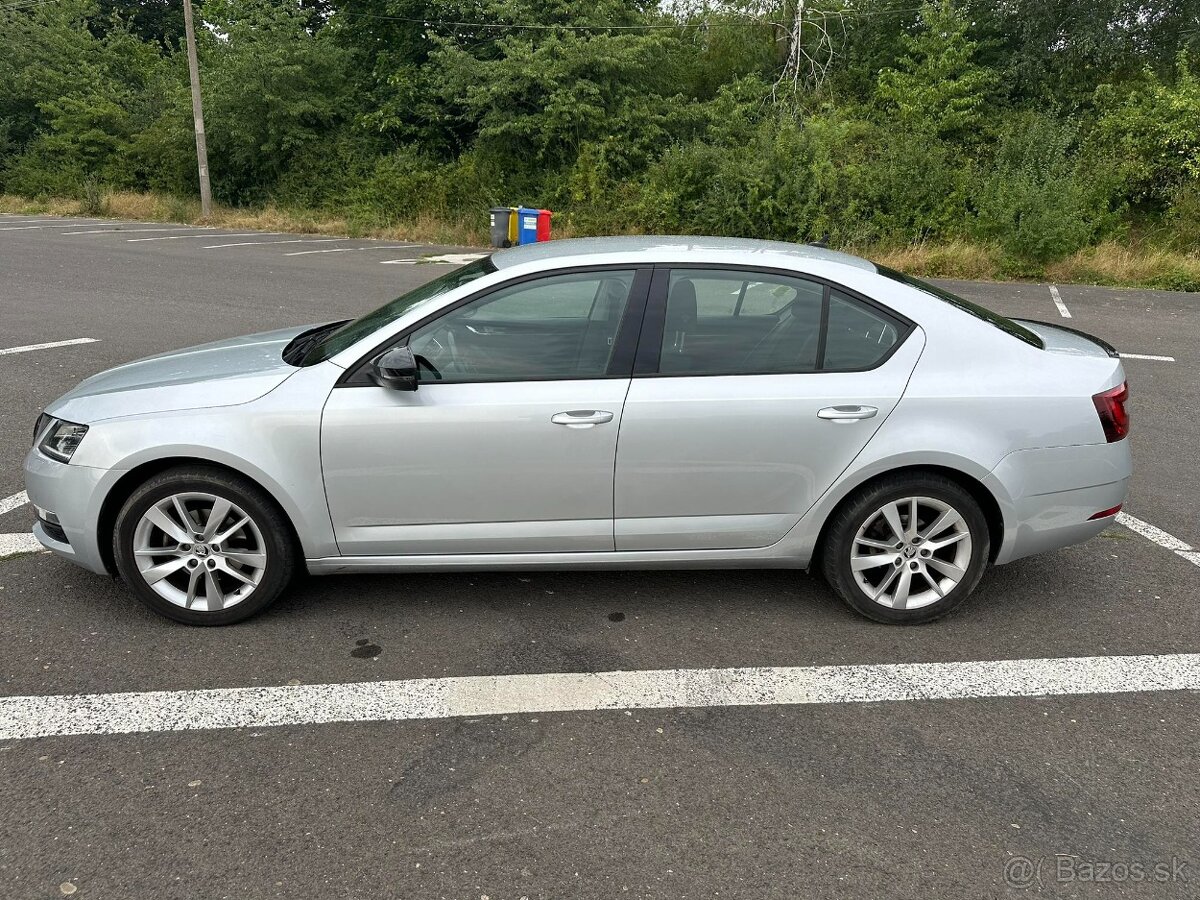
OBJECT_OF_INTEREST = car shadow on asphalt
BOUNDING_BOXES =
[0,526,1191,691]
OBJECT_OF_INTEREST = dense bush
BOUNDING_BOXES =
[969,114,1103,262]
[1,0,1198,261]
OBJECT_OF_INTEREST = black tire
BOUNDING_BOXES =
[113,465,296,625]
[820,473,990,625]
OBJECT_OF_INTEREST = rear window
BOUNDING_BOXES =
[875,266,1044,349]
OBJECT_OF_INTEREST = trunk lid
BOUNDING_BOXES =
[1011,319,1119,359]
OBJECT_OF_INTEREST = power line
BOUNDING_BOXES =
[329,4,930,32]
[334,11,768,30]
[0,0,66,12]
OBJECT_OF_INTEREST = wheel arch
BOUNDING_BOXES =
[96,456,305,577]
[811,463,1006,569]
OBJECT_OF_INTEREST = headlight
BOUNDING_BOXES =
[37,418,89,463]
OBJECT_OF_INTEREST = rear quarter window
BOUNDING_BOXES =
[823,291,903,370]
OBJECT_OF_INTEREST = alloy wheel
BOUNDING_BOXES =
[850,496,973,611]
[131,492,267,612]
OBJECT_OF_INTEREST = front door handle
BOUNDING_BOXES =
[551,410,614,428]
[817,405,879,422]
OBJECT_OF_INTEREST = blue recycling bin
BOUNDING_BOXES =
[517,207,540,245]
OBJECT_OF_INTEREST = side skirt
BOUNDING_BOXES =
[306,547,808,575]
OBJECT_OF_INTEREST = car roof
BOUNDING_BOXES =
[490,235,877,273]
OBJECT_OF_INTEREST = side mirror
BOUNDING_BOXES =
[369,346,419,391]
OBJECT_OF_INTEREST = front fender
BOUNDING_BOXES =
[74,366,340,560]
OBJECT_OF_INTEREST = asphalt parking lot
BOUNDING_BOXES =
[1,215,1197,899]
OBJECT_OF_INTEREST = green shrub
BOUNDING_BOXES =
[630,108,968,247]
[1092,54,1200,208]
[79,179,110,216]
[1164,181,1200,251]
[343,148,501,229]
[969,113,1101,262]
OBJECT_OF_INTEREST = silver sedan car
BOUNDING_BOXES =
[24,237,1131,625]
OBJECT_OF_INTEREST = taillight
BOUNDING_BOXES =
[1092,381,1129,442]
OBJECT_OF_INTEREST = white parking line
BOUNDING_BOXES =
[1117,512,1200,568]
[284,245,415,256]
[0,533,43,558]
[2,652,1198,741]
[1119,353,1176,362]
[1049,285,1071,318]
[63,227,204,235]
[0,337,99,356]
[0,222,139,231]
[380,253,487,266]
[0,491,28,516]
[202,238,349,249]
[128,232,280,243]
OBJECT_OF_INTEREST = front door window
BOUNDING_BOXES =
[408,271,637,383]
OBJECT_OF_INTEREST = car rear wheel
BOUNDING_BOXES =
[821,473,990,624]
[113,466,296,625]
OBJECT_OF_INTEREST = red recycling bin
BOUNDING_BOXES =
[536,209,552,242]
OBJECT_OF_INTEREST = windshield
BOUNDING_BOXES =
[875,266,1044,349]
[301,257,496,365]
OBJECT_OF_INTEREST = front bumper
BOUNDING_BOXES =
[22,447,118,574]
[986,439,1132,565]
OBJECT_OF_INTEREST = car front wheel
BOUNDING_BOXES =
[821,473,990,624]
[113,466,296,625]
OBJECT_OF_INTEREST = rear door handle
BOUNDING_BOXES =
[817,405,878,422]
[551,410,614,428]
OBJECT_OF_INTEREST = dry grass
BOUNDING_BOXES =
[0,194,85,216]
[1048,241,1200,292]
[1,191,491,247]
[864,240,1007,281]
[5,191,1199,289]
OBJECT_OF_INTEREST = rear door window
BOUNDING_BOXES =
[658,269,825,375]
[652,268,907,376]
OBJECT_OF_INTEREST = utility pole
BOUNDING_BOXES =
[182,0,212,216]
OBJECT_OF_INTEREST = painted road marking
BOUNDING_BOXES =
[0,337,99,356]
[1117,512,1200,569]
[1119,353,1176,362]
[1049,285,1071,318]
[380,253,487,266]
[3,653,1200,741]
[63,227,204,235]
[0,219,97,226]
[202,238,348,249]
[284,245,415,256]
[0,222,139,231]
[128,232,280,243]
[0,533,43,558]
[0,491,28,516]
[0,217,117,224]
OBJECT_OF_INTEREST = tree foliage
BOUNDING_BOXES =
[1,0,1198,260]
[875,1,998,138]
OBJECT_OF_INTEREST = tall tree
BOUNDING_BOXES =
[875,1,998,138]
